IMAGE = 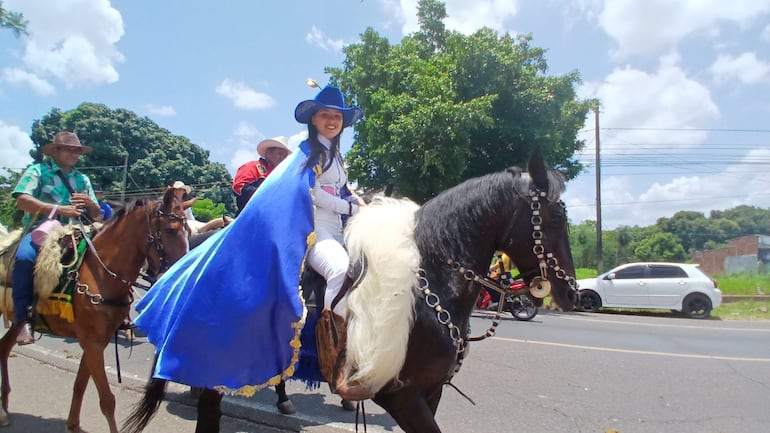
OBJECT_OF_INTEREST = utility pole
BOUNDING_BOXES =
[121,152,128,201]
[594,108,604,273]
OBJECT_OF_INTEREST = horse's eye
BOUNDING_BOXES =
[165,228,177,235]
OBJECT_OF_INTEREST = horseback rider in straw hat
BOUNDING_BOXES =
[11,131,101,345]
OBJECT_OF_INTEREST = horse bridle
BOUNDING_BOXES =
[143,201,187,282]
[413,187,580,374]
[70,201,186,305]
[517,189,578,297]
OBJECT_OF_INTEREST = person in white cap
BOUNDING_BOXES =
[232,136,291,215]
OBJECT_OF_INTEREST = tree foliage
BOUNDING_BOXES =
[570,206,770,271]
[0,1,28,37]
[27,103,235,213]
[191,198,226,222]
[330,0,593,202]
[0,169,23,228]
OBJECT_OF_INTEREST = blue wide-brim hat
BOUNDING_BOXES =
[294,85,364,128]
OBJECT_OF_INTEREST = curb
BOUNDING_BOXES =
[14,344,370,433]
[722,294,770,303]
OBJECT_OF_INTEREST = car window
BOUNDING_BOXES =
[613,265,645,279]
[647,265,688,279]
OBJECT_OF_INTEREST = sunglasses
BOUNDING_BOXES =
[57,146,84,155]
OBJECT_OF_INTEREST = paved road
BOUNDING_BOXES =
[5,309,770,432]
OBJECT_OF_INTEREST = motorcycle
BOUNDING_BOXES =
[475,273,539,321]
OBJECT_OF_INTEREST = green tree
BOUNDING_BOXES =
[27,103,236,212]
[191,198,227,222]
[633,230,686,262]
[0,1,28,37]
[0,169,23,228]
[331,0,592,203]
[657,210,741,253]
[710,205,770,237]
[569,220,597,269]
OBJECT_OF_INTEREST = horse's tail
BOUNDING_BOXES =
[344,196,421,394]
[121,377,168,433]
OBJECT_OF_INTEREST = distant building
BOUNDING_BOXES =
[692,235,770,275]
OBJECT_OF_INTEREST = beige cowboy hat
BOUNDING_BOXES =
[41,131,93,156]
[171,180,192,194]
[256,136,291,158]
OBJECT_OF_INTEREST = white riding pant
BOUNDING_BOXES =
[307,216,349,316]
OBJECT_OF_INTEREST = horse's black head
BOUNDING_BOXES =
[500,147,578,311]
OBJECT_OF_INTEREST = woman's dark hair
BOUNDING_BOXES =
[302,123,342,172]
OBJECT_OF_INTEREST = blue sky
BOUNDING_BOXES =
[2,0,770,229]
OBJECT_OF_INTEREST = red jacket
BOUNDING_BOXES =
[232,159,272,195]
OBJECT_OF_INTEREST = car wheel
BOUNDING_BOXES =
[578,290,601,313]
[682,293,712,319]
[506,294,538,321]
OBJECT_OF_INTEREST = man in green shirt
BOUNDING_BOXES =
[11,131,101,345]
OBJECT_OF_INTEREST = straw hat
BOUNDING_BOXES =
[256,136,291,158]
[171,181,191,194]
[41,131,92,156]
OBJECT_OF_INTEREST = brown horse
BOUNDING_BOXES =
[0,188,189,433]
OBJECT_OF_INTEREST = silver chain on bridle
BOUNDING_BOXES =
[413,188,580,374]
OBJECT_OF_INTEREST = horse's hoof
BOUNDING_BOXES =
[276,400,296,415]
[0,407,9,427]
[341,399,356,411]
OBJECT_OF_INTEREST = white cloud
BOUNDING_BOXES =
[215,79,275,110]
[229,148,255,173]
[228,121,262,171]
[390,0,520,35]
[709,52,770,85]
[597,0,770,58]
[145,104,177,116]
[565,148,770,229]
[1,67,56,95]
[7,0,125,88]
[0,122,34,172]
[305,25,346,52]
[762,24,770,42]
[580,58,719,158]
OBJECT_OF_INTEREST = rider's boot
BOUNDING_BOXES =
[317,308,375,401]
[16,319,34,345]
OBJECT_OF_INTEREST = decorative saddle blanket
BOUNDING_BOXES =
[0,224,97,324]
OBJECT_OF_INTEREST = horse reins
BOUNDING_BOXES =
[73,201,185,303]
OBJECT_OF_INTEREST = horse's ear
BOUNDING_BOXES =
[528,146,549,191]
[161,187,177,212]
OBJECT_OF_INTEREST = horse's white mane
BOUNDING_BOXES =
[344,196,421,393]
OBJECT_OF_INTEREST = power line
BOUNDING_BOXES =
[603,127,770,133]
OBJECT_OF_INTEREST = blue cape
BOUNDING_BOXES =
[135,142,317,396]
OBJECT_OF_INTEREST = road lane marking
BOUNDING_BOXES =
[492,336,770,362]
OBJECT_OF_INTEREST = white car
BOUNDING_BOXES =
[576,262,722,319]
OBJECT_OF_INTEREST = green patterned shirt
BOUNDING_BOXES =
[12,159,98,228]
